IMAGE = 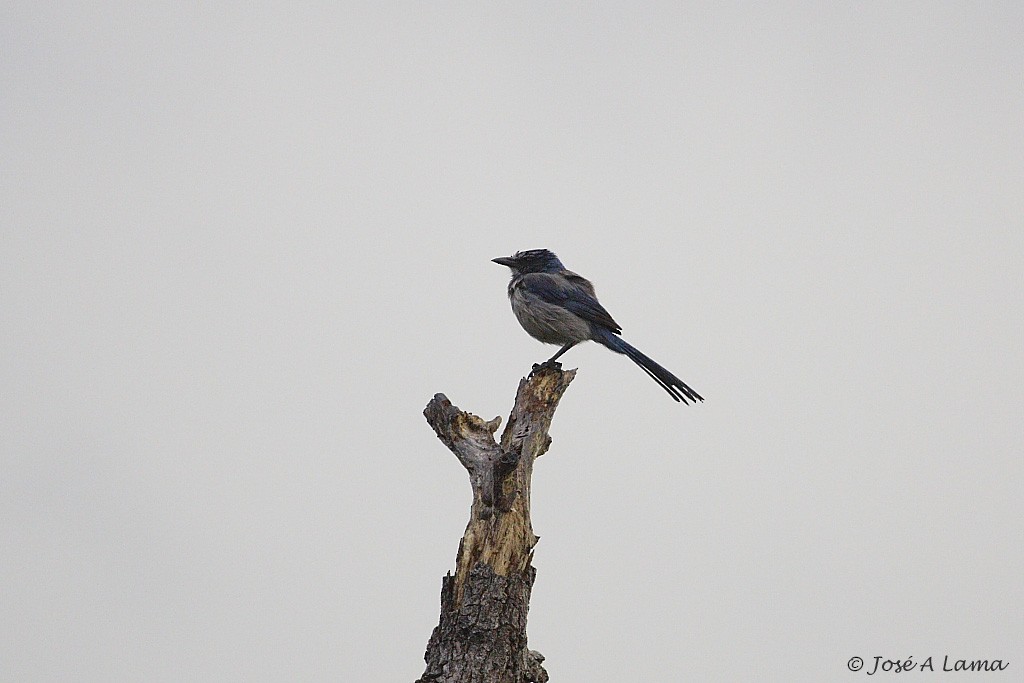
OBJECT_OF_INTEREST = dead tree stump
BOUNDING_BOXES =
[416,364,575,683]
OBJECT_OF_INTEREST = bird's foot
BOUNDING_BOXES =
[530,359,563,375]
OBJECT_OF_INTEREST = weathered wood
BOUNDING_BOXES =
[417,364,575,683]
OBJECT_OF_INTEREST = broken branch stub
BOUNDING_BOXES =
[418,365,575,683]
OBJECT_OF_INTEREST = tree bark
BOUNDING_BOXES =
[416,364,575,683]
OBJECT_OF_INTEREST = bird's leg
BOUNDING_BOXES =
[547,342,576,364]
[532,342,577,372]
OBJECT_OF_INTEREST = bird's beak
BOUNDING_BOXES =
[491,256,516,267]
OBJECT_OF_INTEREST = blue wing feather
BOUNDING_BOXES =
[518,272,622,334]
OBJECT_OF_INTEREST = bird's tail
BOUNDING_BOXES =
[593,328,704,404]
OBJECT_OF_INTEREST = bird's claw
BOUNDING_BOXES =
[530,359,563,376]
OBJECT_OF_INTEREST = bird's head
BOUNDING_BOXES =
[491,249,565,275]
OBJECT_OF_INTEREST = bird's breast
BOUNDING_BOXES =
[507,279,592,345]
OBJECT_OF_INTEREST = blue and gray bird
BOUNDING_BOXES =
[492,249,703,404]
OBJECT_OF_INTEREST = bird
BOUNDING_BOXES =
[492,249,703,404]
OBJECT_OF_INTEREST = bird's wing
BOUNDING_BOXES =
[519,272,622,334]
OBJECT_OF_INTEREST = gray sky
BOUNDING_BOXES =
[2,2,1022,681]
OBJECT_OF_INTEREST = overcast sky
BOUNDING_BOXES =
[2,2,1022,681]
